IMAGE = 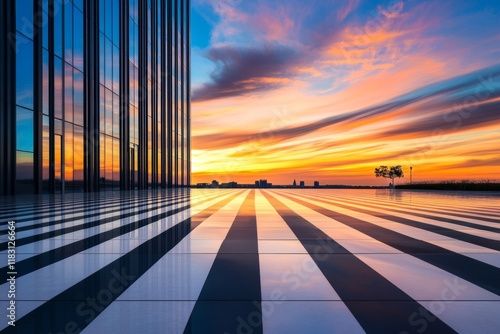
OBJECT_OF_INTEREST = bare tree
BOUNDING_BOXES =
[374,165,404,186]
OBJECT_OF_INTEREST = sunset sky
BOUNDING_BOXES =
[190,0,500,186]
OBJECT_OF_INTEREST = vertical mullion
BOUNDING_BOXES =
[187,0,191,187]
[49,0,55,193]
[138,0,147,189]
[34,0,43,193]
[174,0,178,187]
[180,0,184,186]
[160,0,166,188]
[0,0,17,195]
[83,0,100,192]
[151,0,157,187]
[167,0,172,188]
[119,0,130,190]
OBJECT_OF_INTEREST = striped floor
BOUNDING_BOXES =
[0,189,499,333]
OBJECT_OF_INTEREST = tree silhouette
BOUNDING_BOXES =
[374,165,404,186]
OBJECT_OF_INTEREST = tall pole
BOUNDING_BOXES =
[410,166,413,185]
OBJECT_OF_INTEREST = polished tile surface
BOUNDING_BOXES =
[0,189,499,333]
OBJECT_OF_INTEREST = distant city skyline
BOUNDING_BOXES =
[190,0,500,186]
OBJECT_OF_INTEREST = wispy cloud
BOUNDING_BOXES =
[337,0,361,22]
[194,65,500,148]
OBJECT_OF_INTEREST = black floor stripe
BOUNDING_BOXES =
[273,191,500,296]
[184,190,263,334]
[261,191,456,334]
[0,191,245,334]
[289,192,500,251]
[0,191,227,279]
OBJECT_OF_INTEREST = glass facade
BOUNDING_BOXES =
[0,0,190,195]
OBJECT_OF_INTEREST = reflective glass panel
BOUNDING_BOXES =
[16,0,33,39]
[100,84,105,132]
[73,125,84,183]
[16,34,34,109]
[113,93,119,137]
[105,88,113,135]
[73,69,84,125]
[74,0,83,12]
[113,45,119,93]
[64,2,73,64]
[53,1,63,57]
[112,0,119,44]
[100,33,105,84]
[105,0,112,37]
[105,37,112,88]
[42,0,49,48]
[16,151,34,193]
[42,50,49,114]
[105,135,113,182]
[16,107,33,152]
[65,63,73,123]
[65,123,74,190]
[54,57,64,119]
[42,115,50,181]
[73,7,84,71]
[113,138,120,182]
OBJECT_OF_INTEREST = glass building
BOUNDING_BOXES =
[0,0,191,194]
